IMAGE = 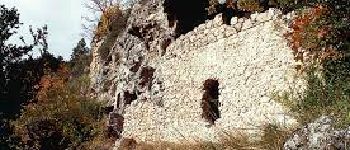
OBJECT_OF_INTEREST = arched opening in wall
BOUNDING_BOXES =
[201,79,220,125]
[164,0,210,37]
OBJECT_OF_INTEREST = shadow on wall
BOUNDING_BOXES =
[163,0,279,37]
[164,0,210,37]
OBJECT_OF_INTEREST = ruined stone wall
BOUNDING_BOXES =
[120,9,310,144]
[88,0,322,147]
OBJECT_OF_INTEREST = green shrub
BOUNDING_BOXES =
[10,66,112,150]
[274,61,350,128]
[96,6,129,62]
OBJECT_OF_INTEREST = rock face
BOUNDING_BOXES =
[284,116,350,150]
[89,0,176,139]
[89,0,313,146]
[121,10,310,143]
[90,0,175,110]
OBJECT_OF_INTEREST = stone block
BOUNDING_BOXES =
[250,13,258,21]
[238,18,244,23]
[231,17,238,25]
[235,22,242,32]
[242,19,253,30]
[198,23,205,31]
[206,19,213,28]
[256,12,268,23]
[213,14,223,26]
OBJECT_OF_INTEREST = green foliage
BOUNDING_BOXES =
[304,64,350,127]
[0,5,62,149]
[10,67,111,149]
[70,38,91,78]
[289,0,349,52]
[318,0,350,53]
[0,5,32,84]
[274,62,350,128]
[272,0,350,128]
[97,6,129,62]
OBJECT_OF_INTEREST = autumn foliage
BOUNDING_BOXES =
[11,64,113,150]
[34,65,69,103]
[286,2,348,65]
[94,5,127,40]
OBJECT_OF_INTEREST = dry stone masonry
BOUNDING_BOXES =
[89,0,318,147]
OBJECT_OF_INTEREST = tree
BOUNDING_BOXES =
[82,0,118,39]
[71,38,89,62]
[11,63,113,150]
[0,5,50,88]
[0,4,58,117]
[0,4,109,149]
[81,0,133,39]
[0,5,32,87]
[0,5,62,149]
[70,38,91,78]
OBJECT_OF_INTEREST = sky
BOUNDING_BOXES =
[0,0,94,60]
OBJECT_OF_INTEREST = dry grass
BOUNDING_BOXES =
[258,124,293,150]
[119,139,206,150]
[117,126,292,150]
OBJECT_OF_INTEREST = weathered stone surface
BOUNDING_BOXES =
[89,1,316,147]
[119,8,309,143]
[284,116,350,150]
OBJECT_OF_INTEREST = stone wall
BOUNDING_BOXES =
[120,9,310,144]
[88,0,320,146]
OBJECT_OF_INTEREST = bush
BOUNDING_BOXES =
[10,65,113,149]
[274,62,350,128]
[274,0,350,128]
[96,5,129,62]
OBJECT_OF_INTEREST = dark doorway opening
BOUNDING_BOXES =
[201,79,220,125]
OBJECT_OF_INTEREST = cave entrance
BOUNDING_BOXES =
[164,0,209,37]
[201,79,220,125]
